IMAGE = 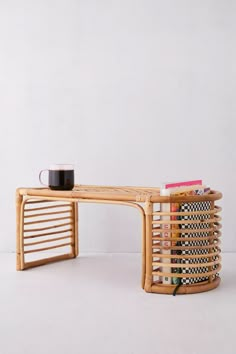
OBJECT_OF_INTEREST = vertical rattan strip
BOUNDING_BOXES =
[16,190,23,270]
[20,199,26,270]
[141,210,146,289]
[73,202,79,257]
[144,201,153,292]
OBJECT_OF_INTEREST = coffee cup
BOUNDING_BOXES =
[39,164,74,190]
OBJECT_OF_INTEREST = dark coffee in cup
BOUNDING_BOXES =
[49,169,74,190]
[39,164,74,190]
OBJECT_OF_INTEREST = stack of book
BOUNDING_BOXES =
[160,180,218,286]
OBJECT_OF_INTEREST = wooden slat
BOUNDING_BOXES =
[152,217,220,225]
[152,234,221,242]
[152,226,222,235]
[23,253,74,269]
[24,242,72,254]
[16,192,23,270]
[24,228,73,239]
[24,204,72,212]
[24,216,72,225]
[24,235,72,246]
[24,222,73,232]
[152,251,220,259]
[73,202,79,257]
[153,243,221,251]
[25,200,58,204]
[24,210,72,218]
[152,206,222,216]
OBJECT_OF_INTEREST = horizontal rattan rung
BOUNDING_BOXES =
[24,242,72,254]
[152,216,220,225]
[24,235,72,247]
[24,204,72,212]
[152,206,222,217]
[24,210,72,218]
[23,253,74,269]
[152,264,221,278]
[152,226,221,235]
[24,216,72,225]
[25,200,62,204]
[24,228,73,239]
[152,234,220,242]
[152,243,221,251]
[151,279,209,287]
[152,232,222,243]
[152,257,221,268]
[152,251,220,259]
[24,222,73,233]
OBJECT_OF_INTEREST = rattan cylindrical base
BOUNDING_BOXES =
[144,190,222,295]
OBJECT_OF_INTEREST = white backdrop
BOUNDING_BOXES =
[0,0,235,252]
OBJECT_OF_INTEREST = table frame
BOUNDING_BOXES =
[16,186,222,294]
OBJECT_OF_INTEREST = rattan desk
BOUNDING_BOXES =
[16,185,222,295]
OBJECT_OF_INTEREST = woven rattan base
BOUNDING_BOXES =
[16,185,222,295]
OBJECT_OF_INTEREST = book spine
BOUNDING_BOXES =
[171,202,181,285]
[160,189,171,285]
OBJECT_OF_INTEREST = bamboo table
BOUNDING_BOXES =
[16,185,222,295]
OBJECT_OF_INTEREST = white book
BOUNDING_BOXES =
[160,188,171,285]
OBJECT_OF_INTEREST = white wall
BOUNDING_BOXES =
[0,0,235,253]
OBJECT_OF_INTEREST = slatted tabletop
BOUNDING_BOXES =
[18,185,221,203]
[18,185,160,202]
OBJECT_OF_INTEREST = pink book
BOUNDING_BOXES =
[164,180,202,189]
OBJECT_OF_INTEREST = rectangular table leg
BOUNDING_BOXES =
[16,193,77,270]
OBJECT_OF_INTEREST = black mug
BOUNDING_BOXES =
[39,164,74,190]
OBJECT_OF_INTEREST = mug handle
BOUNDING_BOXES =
[39,169,49,187]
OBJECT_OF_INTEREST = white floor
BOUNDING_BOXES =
[0,253,235,354]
